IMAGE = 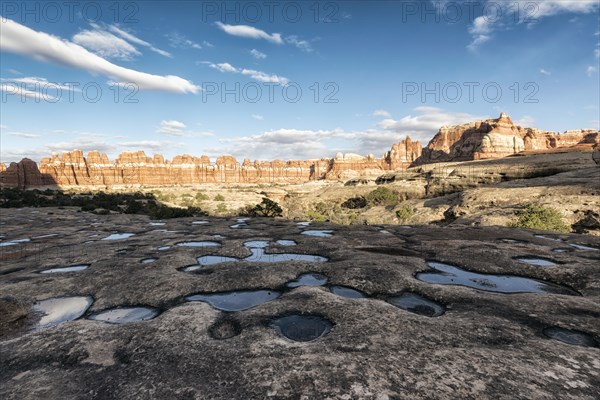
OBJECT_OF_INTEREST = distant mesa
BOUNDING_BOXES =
[1,113,597,188]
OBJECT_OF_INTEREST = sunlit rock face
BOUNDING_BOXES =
[414,112,599,164]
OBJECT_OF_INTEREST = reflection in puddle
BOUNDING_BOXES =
[417,261,579,295]
[271,314,332,342]
[89,307,159,324]
[176,241,221,248]
[286,273,328,288]
[102,233,135,241]
[330,286,366,299]
[516,257,558,267]
[192,221,209,225]
[543,327,598,347]
[149,222,165,226]
[186,290,280,311]
[534,234,563,242]
[141,258,157,264]
[296,222,311,226]
[33,296,93,329]
[301,230,334,237]
[194,241,328,267]
[388,293,445,317]
[569,243,599,251]
[276,240,297,246]
[158,246,171,251]
[40,264,90,274]
[0,238,31,247]
[32,234,59,239]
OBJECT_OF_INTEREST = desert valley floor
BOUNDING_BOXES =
[1,208,599,399]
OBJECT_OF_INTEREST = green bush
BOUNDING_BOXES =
[509,204,569,233]
[395,204,414,223]
[195,192,209,201]
[214,194,225,201]
[341,196,367,209]
[243,198,283,217]
[366,187,398,206]
[216,203,228,214]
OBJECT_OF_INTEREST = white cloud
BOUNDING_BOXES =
[117,140,180,151]
[210,62,238,73]
[7,131,40,138]
[215,22,283,44]
[108,25,172,58]
[72,29,140,60]
[208,62,289,85]
[166,32,202,49]
[373,110,391,117]
[285,35,313,52]
[514,115,535,127]
[540,68,551,76]
[46,139,115,154]
[466,1,599,49]
[595,48,600,58]
[250,49,267,59]
[157,120,187,136]
[376,107,489,142]
[587,65,599,76]
[0,18,199,93]
[203,40,214,48]
[251,114,264,120]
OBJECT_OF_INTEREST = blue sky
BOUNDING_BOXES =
[1,0,599,163]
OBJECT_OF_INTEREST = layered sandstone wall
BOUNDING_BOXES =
[414,113,599,164]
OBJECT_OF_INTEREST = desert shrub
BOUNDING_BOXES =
[214,194,225,201]
[216,203,228,214]
[366,187,398,207]
[195,192,209,201]
[509,204,569,233]
[395,204,414,223]
[242,198,283,217]
[342,196,367,209]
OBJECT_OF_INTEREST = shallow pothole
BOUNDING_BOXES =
[515,257,558,267]
[186,290,281,311]
[33,296,93,329]
[286,273,328,288]
[40,264,90,274]
[417,261,579,295]
[543,326,598,347]
[329,286,366,299]
[270,314,332,342]
[388,293,445,317]
[102,233,135,241]
[88,307,159,324]
[301,230,334,237]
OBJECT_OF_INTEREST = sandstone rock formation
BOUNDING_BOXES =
[0,140,421,188]
[1,113,597,188]
[414,112,599,164]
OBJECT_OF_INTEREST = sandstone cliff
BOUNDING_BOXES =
[413,112,599,165]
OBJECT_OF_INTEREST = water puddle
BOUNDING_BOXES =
[140,258,157,264]
[0,238,31,247]
[40,264,90,274]
[186,290,280,311]
[229,224,247,229]
[552,248,571,253]
[158,246,171,251]
[296,222,311,226]
[543,326,598,347]
[33,296,93,329]
[417,261,579,295]
[276,240,297,246]
[534,234,563,242]
[102,233,135,241]
[271,314,332,342]
[286,273,328,288]
[500,238,528,244]
[569,243,599,251]
[32,234,59,239]
[388,293,445,317]
[213,235,226,239]
[89,307,159,324]
[176,241,221,248]
[301,230,334,237]
[329,286,366,299]
[196,255,240,266]
[515,257,558,267]
[149,222,165,226]
[192,220,209,225]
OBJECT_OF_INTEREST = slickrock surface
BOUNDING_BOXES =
[1,208,599,399]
